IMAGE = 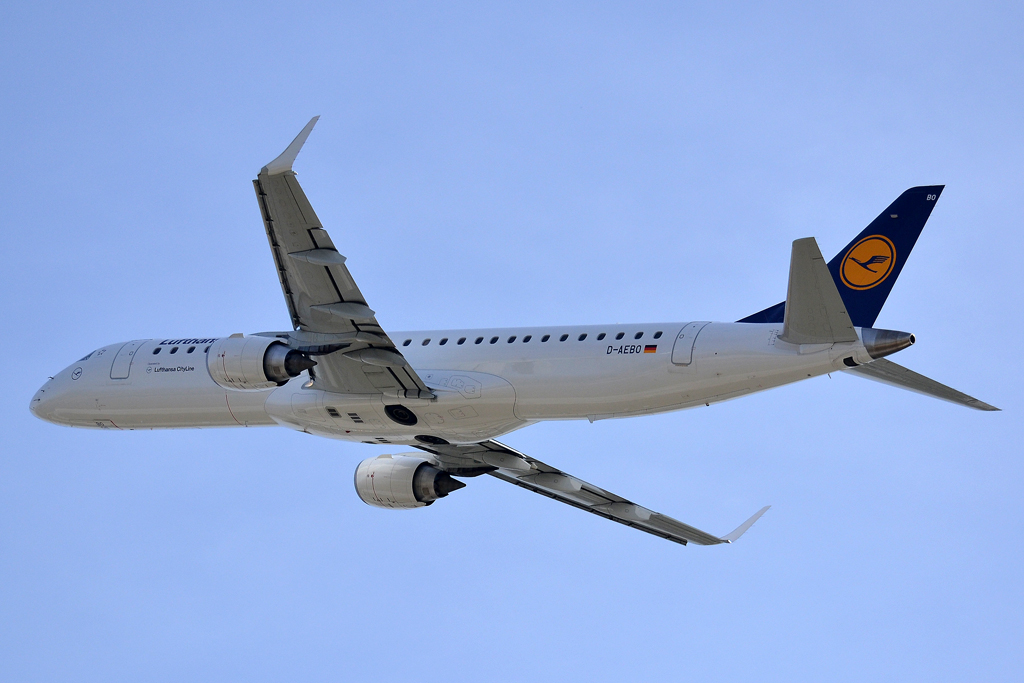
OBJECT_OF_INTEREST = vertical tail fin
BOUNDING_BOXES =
[740,186,944,327]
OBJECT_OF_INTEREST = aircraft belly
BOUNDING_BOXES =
[264,371,528,445]
[505,355,683,420]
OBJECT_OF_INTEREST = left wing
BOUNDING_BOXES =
[415,440,770,546]
[253,117,432,398]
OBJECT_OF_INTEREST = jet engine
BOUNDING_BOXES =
[207,335,316,391]
[354,454,466,509]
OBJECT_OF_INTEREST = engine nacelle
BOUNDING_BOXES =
[354,454,466,509]
[207,335,315,391]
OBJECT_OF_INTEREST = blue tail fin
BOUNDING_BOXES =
[739,185,944,328]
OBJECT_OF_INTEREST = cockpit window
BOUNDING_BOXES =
[77,352,95,361]
[152,347,162,355]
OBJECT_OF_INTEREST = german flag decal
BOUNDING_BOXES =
[644,345,657,353]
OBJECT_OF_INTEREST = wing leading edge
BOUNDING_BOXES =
[416,440,770,546]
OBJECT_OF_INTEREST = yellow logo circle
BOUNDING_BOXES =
[840,235,896,290]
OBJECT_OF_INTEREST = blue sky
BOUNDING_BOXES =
[2,3,1021,681]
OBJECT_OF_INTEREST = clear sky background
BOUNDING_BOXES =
[2,3,1021,681]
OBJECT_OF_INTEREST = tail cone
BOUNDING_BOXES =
[861,328,915,359]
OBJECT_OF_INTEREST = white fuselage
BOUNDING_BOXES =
[31,321,877,445]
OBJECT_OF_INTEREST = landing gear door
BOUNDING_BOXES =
[671,322,710,366]
[110,340,146,379]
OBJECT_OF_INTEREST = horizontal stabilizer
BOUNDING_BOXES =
[846,358,999,411]
[720,505,771,543]
[780,238,858,344]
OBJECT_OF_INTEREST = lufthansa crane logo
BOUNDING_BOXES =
[840,235,896,290]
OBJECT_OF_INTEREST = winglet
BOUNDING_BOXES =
[263,116,320,175]
[719,505,771,543]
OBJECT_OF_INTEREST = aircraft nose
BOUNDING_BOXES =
[29,381,61,423]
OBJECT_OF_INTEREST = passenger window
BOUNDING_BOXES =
[523,335,532,343]
[654,331,663,339]
[578,333,587,341]
[507,336,516,343]
[457,337,466,345]
[170,346,178,354]
[439,338,448,345]
[615,332,625,340]
[187,346,195,353]
[403,339,411,346]
[597,333,606,340]
[152,347,161,355]
[559,334,568,342]
[475,337,484,344]
[490,336,499,344]
[422,339,431,346]
[634,332,644,339]
[541,334,550,342]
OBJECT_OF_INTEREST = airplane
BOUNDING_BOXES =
[29,117,999,547]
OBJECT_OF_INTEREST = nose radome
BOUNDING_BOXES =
[29,386,51,420]
[29,379,65,424]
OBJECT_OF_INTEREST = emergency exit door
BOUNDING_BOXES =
[671,322,709,365]
[110,340,146,379]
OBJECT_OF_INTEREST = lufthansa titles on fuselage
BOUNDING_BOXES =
[159,338,218,345]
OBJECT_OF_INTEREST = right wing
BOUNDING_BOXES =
[253,117,432,398]
[845,358,999,411]
[416,439,770,546]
